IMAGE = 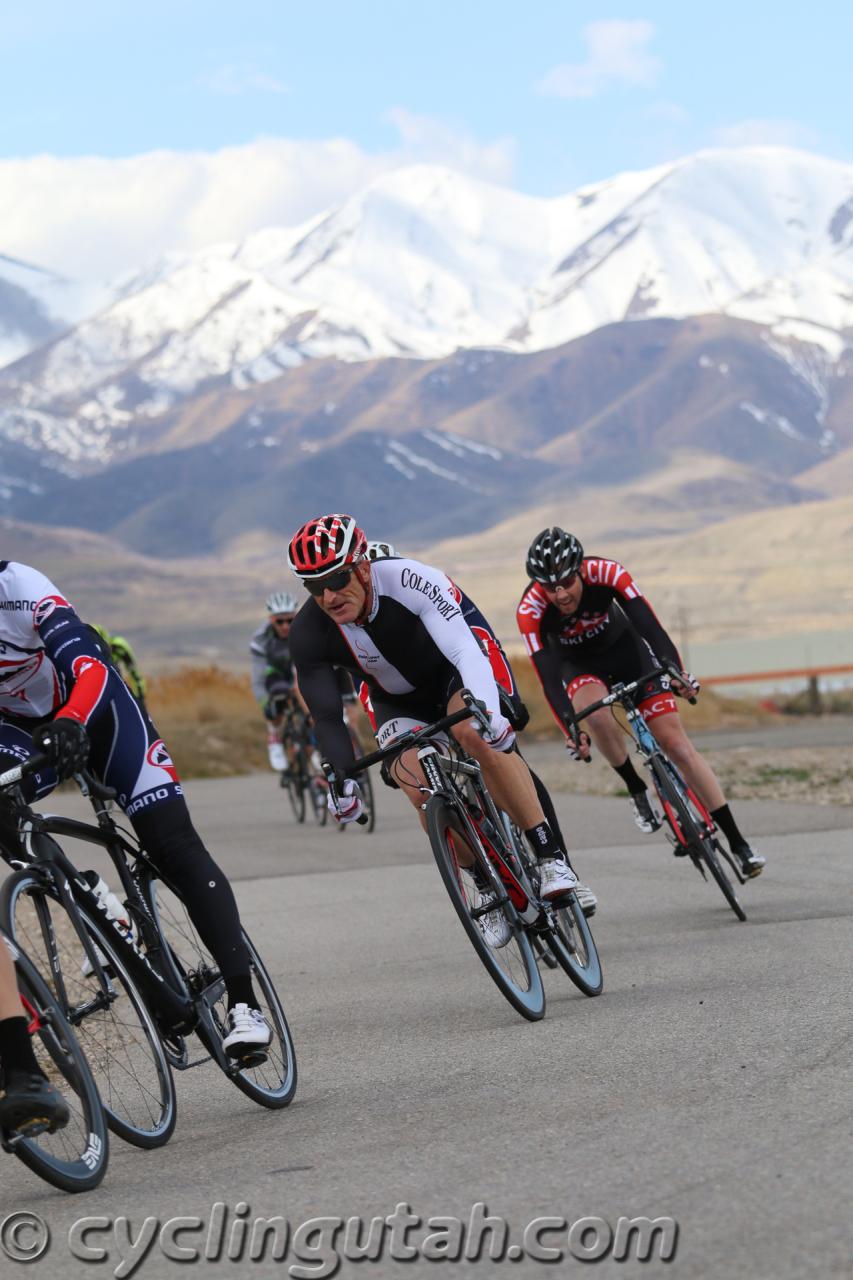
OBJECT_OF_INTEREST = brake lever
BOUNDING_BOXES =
[460,689,492,733]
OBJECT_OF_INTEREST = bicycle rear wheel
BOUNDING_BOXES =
[141,874,297,1108]
[547,896,604,996]
[651,758,746,922]
[503,819,603,997]
[0,870,177,1146]
[4,944,109,1192]
[426,796,544,1022]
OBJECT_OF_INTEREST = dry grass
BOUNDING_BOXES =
[511,660,775,737]
[146,663,777,780]
[147,666,268,778]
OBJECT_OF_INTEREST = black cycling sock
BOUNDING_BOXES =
[525,821,562,863]
[710,804,747,850]
[613,757,647,796]
[226,978,257,1010]
[0,1016,41,1075]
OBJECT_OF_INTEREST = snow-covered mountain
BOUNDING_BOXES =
[3,146,853,467]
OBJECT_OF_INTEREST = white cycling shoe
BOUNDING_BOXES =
[538,856,579,901]
[223,1004,273,1058]
[574,883,598,917]
[476,889,512,949]
[268,742,286,772]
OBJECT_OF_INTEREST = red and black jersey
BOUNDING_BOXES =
[516,556,682,733]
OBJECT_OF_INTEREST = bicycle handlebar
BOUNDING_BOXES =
[322,689,492,820]
[563,662,697,733]
[0,753,117,802]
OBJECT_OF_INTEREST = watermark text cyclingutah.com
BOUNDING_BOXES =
[1,1201,679,1275]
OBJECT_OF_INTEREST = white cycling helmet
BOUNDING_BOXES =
[366,540,398,561]
[265,590,299,616]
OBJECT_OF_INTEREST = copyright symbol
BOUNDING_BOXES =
[0,1211,50,1262]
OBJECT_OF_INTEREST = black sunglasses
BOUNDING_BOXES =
[544,572,579,591]
[271,615,294,625]
[303,566,354,597]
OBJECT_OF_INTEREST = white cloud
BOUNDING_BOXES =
[198,64,289,96]
[0,118,515,290]
[537,20,661,99]
[383,107,515,184]
[710,118,820,149]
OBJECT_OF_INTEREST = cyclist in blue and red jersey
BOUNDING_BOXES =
[0,560,273,1057]
[516,528,764,878]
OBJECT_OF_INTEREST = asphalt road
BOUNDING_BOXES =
[2,758,851,1280]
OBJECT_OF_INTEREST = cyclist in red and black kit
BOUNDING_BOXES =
[286,514,594,945]
[516,528,765,879]
[0,560,273,1058]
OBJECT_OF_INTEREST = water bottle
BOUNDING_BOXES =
[80,871,134,975]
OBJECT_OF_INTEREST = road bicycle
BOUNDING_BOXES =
[564,666,748,921]
[325,691,602,1021]
[276,695,376,832]
[0,755,297,1150]
[1,931,108,1192]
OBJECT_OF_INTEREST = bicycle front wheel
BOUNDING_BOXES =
[142,875,297,1109]
[348,731,376,833]
[651,758,746,922]
[283,737,307,823]
[6,944,109,1192]
[0,870,177,1147]
[426,796,544,1022]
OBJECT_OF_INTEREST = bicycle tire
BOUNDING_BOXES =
[309,776,328,825]
[547,895,604,996]
[359,762,376,834]
[141,875,297,1109]
[504,821,603,997]
[283,735,307,823]
[348,731,376,833]
[5,944,109,1192]
[426,795,544,1022]
[650,758,747,922]
[0,870,178,1146]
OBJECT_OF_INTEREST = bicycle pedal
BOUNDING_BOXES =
[230,1050,268,1070]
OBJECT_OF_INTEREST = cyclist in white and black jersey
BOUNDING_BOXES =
[287,515,585,925]
[0,560,272,1058]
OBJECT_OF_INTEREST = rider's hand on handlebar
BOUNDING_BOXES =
[327,778,364,825]
[565,729,591,762]
[671,671,700,701]
[478,709,515,752]
[36,716,90,780]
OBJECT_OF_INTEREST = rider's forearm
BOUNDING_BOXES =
[622,597,682,670]
[530,651,574,734]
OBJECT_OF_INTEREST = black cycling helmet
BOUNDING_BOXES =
[525,527,584,585]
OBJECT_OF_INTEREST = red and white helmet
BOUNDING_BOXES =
[287,514,368,580]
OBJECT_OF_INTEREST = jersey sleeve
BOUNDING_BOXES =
[397,561,501,715]
[585,559,683,671]
[516,585,574,733]
[289,613,354,770]
[249,626,269,703]
[31,580,112,726]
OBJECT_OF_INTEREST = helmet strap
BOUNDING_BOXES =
[352,562,373,626]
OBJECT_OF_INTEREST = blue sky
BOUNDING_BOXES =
[2,2,852,280]
[3,0,850,192]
